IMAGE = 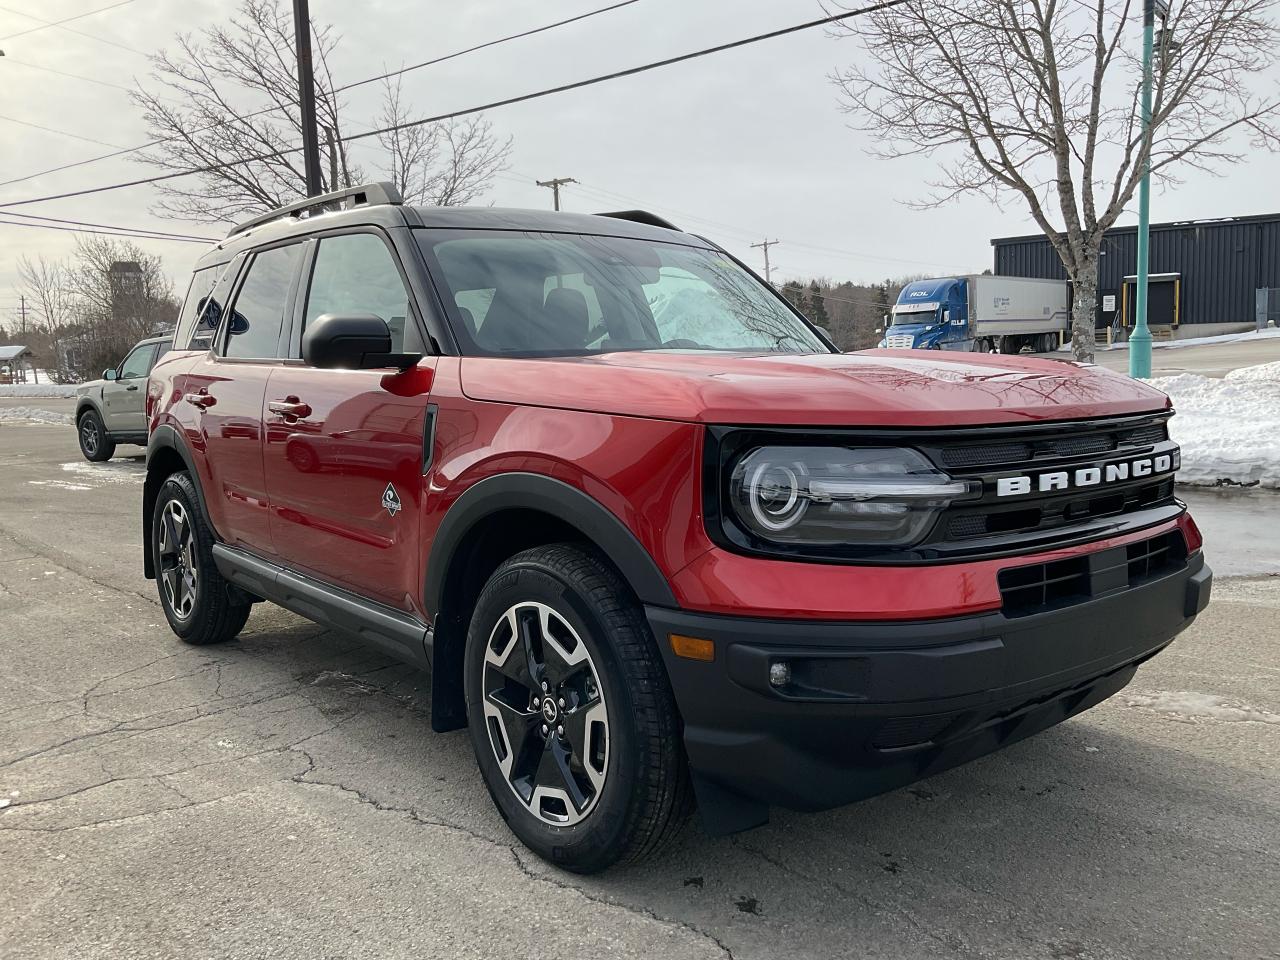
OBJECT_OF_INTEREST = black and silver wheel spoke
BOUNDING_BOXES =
[157,500,196,620]
[482,601,610,826]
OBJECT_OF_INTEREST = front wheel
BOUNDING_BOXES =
[152,472,251,645]
[78,410,115,462]
[464,544,690,873]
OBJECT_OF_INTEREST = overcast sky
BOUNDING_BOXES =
[2,0,1278,326]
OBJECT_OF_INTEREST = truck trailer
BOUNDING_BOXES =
[881,275,1069,353]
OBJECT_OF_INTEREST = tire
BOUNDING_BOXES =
[78,409,115,462]
[464,543,690,873]
[151,471,251,645]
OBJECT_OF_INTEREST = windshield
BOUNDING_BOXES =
[415,229,831,357]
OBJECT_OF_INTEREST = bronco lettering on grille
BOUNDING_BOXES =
[994,452,1177,497]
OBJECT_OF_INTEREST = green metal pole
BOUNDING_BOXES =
[1129,0,1156,378]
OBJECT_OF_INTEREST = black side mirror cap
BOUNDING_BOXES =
[302,313,423,371]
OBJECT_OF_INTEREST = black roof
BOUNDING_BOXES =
[991,210,1280,246]
[194,193,701,272]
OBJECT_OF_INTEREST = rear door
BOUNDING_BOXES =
[262,229,435,611]
[186,241,305,556]
[103,341,157,432]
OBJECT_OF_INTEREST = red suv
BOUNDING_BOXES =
[145,183,1211,872]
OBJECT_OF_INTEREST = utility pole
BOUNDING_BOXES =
[292,0,323,198]
[1130,0,1169,379]
[536,177,577,211]
[17,295,27,336]
[750,239,780,286]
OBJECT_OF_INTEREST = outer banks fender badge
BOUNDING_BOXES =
[381,483,402,517]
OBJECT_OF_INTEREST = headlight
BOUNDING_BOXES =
[727,446,970,548]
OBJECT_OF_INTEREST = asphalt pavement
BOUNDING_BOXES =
[1,419,1277,960]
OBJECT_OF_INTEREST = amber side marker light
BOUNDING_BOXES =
[669,634,715,662]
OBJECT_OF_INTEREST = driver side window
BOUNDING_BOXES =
[117,343,157,380]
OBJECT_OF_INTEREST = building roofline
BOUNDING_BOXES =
[991,210,1280,245]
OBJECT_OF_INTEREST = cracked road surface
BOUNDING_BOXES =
[2,422,1278,960]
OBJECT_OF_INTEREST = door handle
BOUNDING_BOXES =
[184,392,216,409]
[125,384,139,392]
[268,397,312,420]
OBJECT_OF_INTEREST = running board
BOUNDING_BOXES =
[211,543,431,669]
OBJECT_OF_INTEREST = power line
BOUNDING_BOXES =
[0,2,147,56]
[0,216,214,243]
[0,0,909,210]
[0,0,137,41]
[0,0,645,192]
[1,210,216,241]
[0,113,122,149]
[0,57,136,93]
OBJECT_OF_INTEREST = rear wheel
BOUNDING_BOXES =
[152,472,251,645]
[464,544,690,873]
[78,410,115,462]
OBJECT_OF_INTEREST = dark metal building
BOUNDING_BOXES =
[991,212,1280,332]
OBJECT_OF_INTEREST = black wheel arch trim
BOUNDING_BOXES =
[144,424,216,580]
[424,472,679,618]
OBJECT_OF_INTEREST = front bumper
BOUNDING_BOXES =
[648,551,1211,833]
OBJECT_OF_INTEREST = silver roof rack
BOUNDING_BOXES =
[229,182,404,237]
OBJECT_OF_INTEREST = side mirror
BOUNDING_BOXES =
[103,368,118,381]
[302,313,422,371]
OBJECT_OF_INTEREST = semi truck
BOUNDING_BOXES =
[880,275,1069,353]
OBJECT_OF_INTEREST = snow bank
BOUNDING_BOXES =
[0,406,73,426]
[0,383,77,398]
[1150,361,1280,488]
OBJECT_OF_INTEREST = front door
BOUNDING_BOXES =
[103,341,157,432]
[262,230,435,611]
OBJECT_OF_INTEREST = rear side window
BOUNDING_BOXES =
[304,233,415,352]
[173,266,219,349]
[222,245,302,359]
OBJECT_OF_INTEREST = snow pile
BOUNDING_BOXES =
[0,406,74,426]
[1150,361,1280,488]
[0,383,77,398]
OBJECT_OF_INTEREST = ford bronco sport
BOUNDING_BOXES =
[75,335,171,461]
[144,183,1211,873]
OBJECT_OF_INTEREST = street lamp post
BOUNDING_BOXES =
[1130,0,1167,379]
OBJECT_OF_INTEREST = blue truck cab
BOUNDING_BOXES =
[880,278,968,350]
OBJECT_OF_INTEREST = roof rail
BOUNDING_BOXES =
[229,182,404,237]
[594,210,680,231]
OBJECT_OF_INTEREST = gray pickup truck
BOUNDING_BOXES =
[74,336,170,462]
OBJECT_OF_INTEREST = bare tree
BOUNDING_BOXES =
[832,0,1280,360]
[376,76,511,206]
[16,255,75,381]
[134,0,510,223]
[62,237,179,380]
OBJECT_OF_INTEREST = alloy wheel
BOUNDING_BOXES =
[81,418,99,456]
[481,601,610,826]
[157,499,198,620]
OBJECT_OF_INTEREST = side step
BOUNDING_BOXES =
[211,543,431,669]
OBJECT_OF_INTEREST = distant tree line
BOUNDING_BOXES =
[779,276,921,351]
[3,237,179,382]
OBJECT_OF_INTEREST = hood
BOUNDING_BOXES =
[460,350,1171,427]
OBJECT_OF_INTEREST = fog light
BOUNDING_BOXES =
[768,661,791,687]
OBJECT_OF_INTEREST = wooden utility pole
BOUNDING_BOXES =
[292,0,323,197]
[536,177,577,211]
[323,126,340,191]
[750,239,780,286]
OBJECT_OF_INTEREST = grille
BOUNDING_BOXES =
[947,479,1174,540]
[885,334,915,349]
[1127,531,1187,583]
[939,419,1168,470]
[998,530,1188,616]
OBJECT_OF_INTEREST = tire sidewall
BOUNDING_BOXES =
[152,475,216,640]
[78,410,111,462]
[464,559,644,871]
